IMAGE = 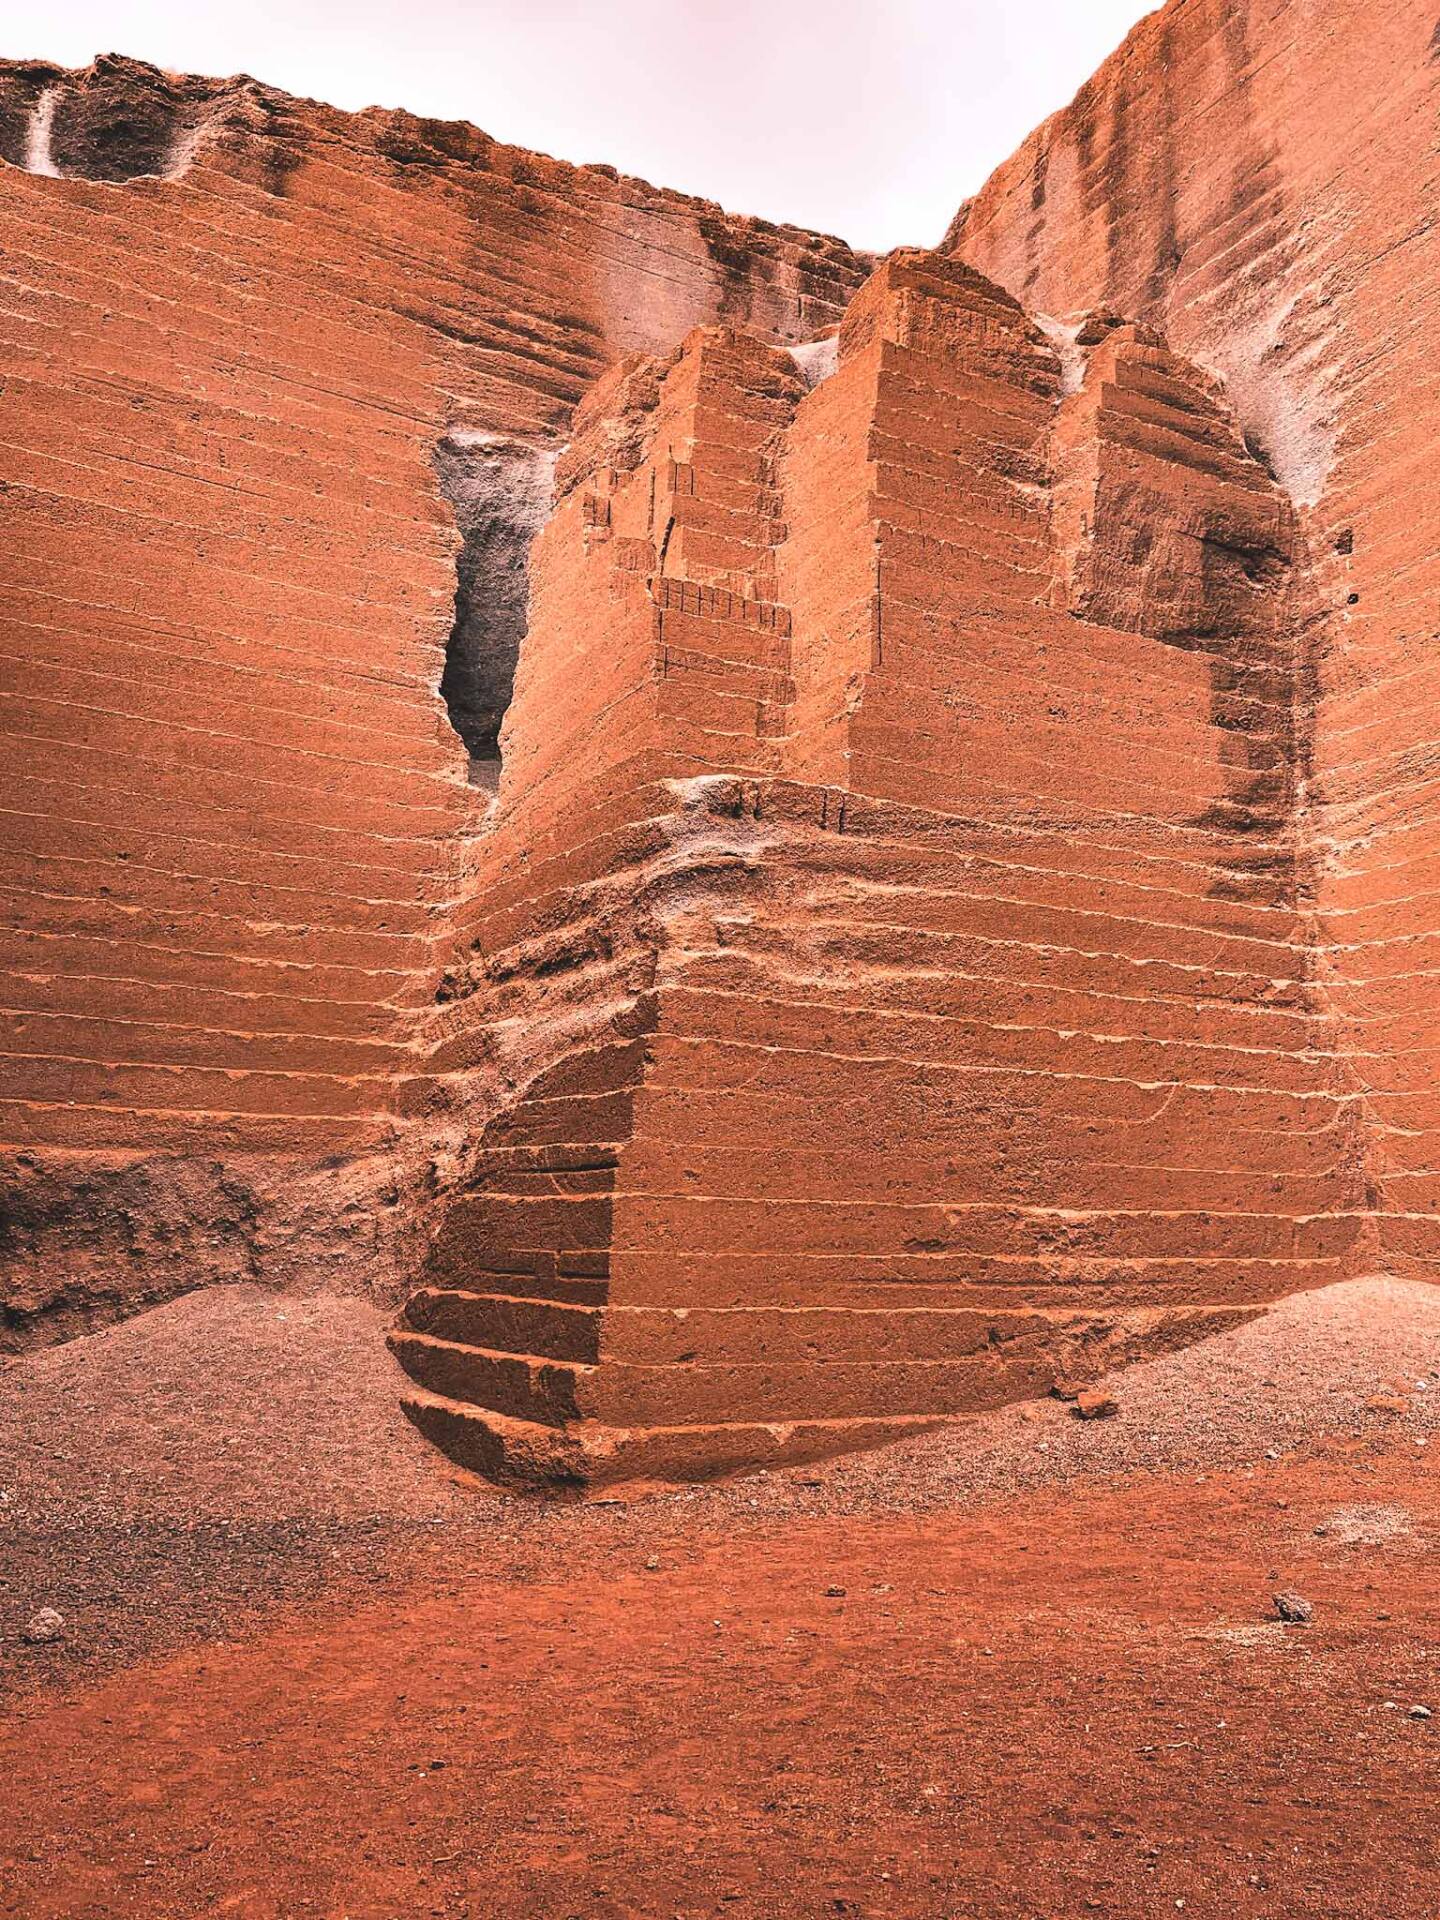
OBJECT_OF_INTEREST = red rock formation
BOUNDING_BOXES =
[391,253,1366,1485]
[950,0,1440,1284]
[0,55,866,1344]
[2,2,1434,1486]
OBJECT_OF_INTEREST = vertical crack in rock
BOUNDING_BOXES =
[433,433,559,791]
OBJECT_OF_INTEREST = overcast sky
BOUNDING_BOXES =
[17,1,1157,251]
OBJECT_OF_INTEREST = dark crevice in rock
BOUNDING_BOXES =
[433,433,557,787]
[0,62,62,170]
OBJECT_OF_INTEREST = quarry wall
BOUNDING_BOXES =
[388,254,1370,1483]
[950,0,1440,1279]
[1,0,1437,1482]
[0,54,866,1344]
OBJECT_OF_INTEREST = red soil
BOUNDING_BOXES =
[3,1279,1438,1917]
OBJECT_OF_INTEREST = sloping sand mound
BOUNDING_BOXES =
[1,1277,1437,1919]
[3,1276,1437,1688]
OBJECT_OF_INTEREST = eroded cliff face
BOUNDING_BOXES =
[948,0,1440,1285]
[1,6,1434,1484]
[388,255,1367,1487]
[0,53,867,1345]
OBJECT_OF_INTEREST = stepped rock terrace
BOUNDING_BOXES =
[2,1,1438,1486]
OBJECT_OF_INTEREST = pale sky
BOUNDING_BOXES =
[12,1,1158,251]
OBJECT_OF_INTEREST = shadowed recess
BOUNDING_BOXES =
[434,434,558,787]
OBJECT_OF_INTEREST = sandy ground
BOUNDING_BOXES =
[1,1278,1438,1917]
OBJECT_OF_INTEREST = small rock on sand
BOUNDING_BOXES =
[21,1607,65,1645]
[1073,1390,1119,1421]
[1273,1591,1313,1625]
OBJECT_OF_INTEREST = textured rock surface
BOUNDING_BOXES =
[392,252,1366,1484]
[2,4,1437,1484]
[950,0,1440,1283]
[0,53,867,1344]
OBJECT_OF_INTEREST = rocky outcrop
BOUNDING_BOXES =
[389,253,1366,1486]
[0,53,249,181]
[0,54,867,1344]
[948,0,1440,1283]
[2,4,1436,1485]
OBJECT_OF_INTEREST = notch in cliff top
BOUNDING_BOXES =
[434,432,560,791]
[0,54,245,182]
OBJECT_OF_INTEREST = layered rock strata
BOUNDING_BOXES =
[392,253,1367,1484]
[950,0,1440,1280]
[0,55,866,1343]
[3,1,1435,1486]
